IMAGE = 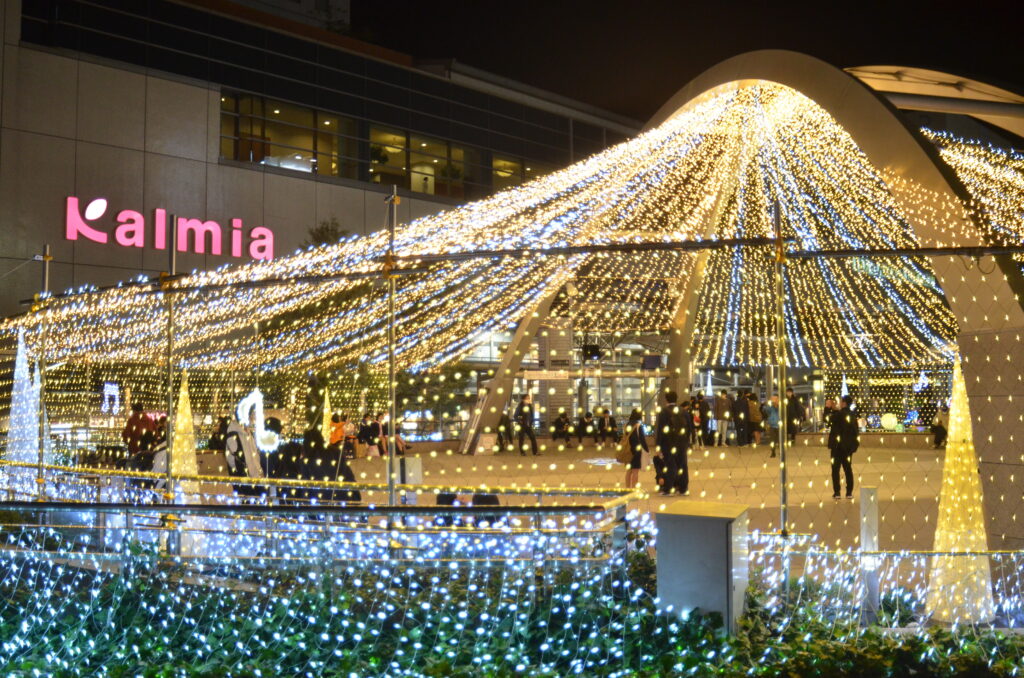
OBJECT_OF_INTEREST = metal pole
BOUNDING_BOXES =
[164,215,177,501]
[36,244,51,499]
[385,187,399,507]
[774,201,789,538]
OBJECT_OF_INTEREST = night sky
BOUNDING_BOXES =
[350,0,1024,122]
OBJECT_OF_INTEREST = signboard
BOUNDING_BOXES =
[66,196,275,261]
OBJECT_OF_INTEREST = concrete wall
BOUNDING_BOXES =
[0,12,451,317]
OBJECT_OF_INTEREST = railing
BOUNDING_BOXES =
[750,539,1024,629]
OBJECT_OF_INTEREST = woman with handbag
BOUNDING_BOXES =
[620,409,649,489]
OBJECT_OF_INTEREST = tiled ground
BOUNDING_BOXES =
[348,436,945,551]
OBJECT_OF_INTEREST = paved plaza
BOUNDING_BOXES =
[347,435,945,551]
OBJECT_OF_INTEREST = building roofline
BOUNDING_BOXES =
[172,0,639,135]
[418,59,642,133]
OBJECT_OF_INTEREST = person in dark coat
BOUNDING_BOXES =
[208,416,229,451]
[714,391,733,446]
[496,411,514,451]
[830,396,859,498]
[931,407,948,449]
[785,387,806,443]
[596,407,618,443]
[551,411,572,444]
[300,425,329,501]
[697,394,713,446]
[357,414,374,445]
[514,394,540,456]
[731,390,749,447]
[654,392,691,495]
[623,409,648,489]
[577,411,598,444]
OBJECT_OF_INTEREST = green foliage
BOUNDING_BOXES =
[303,216,351,248]
[2,545,1023,677]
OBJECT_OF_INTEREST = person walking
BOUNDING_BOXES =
[765,395,780,458]
[731,390,749,447]
[785,387,805,444]
[514,393,540,456]
[830,395,859,498]
[623,409,648,489]
[714,391,732,446]
[654,391,691,496]
[747,392,764,446]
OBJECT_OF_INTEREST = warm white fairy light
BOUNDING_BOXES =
[2,80,1024,673]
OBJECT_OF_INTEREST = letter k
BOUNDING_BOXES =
[66,196,108,243]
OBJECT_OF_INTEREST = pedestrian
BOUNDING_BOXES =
[654,391,691,496]
[341,414,357,459]
[496,410,514,451]
[747,392,763,446]
[765,395,780,458]
[597,406,618,443]
[688,396,700,448]
[577,411,598,444]
[354,413,373,459]
[697,393,713,446]
[785,387,805,444]
[329,413,345,447]
[369,412,386,457]
[714,390,733,446]
[208,415,230,451]
[821,398,835,432]
[551,411,572,444]
[731,390,749,446]
[122,403,154,456]
[381,414,407,456]
[830,395,859,499]
[623,409,648,489]
[514,393,540,456]
[931,406,948,449]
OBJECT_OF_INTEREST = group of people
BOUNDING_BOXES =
[709,388,807,451]
[121,403,390,502]
[613,389,860,499]
[551,407,620,445]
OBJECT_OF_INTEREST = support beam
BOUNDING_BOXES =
[883,92,1024,119]
[460,291,560,455]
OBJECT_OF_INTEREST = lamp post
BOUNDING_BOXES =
[163,215,177,501]
[773,201,788,538]
[385,187,399,507]
[35,244,52,499]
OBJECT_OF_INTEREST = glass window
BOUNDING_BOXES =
[525,162,558,182]
[263,99,315,173]
[409,134,446,195]
[236,94,267,163]
[315,113,360,180]
[492,155,523,192]
[369,126,407,188]
[219,92,237,160]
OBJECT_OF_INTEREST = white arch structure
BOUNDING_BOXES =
[470,50,1024,549]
